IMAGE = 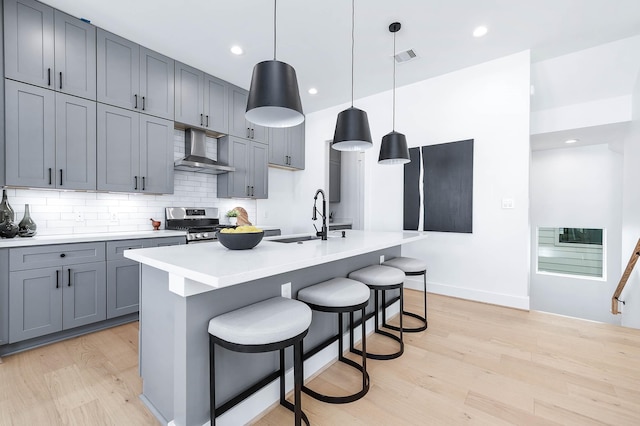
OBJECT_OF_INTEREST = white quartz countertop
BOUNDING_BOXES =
[0,230,186,248]
[124,230,427,295]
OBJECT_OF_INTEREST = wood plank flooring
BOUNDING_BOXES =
[1,291,640,425]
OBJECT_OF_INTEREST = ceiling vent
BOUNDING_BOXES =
[394,49,417,63]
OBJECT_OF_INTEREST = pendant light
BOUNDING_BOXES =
[332,0,372,151]
[378,22,410,165]
[246,0,304,128]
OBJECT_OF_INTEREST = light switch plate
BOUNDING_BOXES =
[501,198,515,209]
[380,255,385,264]
[281,282,292,299]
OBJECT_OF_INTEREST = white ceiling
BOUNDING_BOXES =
[40,0,640,115]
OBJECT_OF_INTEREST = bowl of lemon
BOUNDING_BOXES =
[217,225,264,250]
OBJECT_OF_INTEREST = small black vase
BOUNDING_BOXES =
[18,204,37,237]
[0,216,19,238]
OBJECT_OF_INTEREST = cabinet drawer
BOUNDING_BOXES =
[149,236,186,247]
[106,239,146,261]
[10,242,106,271]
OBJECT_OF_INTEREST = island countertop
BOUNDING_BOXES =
[124,230,426,296]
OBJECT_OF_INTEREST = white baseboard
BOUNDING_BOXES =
[404,276,530,310]
[185,301,401,426]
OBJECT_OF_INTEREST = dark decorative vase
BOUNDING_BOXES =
[0,189,14,223]
[0,217,19,238]
[18,204,37,237]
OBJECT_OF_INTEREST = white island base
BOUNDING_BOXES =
[125,231,427,425]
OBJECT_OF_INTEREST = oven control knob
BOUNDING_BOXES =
[203,233,209,238]
[195,233,202,239]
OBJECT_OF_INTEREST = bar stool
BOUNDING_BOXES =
[297,277,370,404]
[382,257,428,332]
[348,265,406,360]
[208,297,312,426]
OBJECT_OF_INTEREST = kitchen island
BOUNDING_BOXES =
[124,230,427,426]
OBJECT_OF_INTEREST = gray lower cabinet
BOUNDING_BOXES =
[8,242,106,343]
[5,80,97,190]
[97,103,174,194]
[175,61,227,134]
[0,249,8,346]
[4,0,96,99]
[268,122,305,169]
[228,84,268,143]
[217,136,268,199]
[106,237,185,319]
[97,29,174,120]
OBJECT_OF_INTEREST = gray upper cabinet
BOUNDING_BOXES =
[97,103,173,194]
[97,29,140,110]
[140,47,174,120]
[55,93,97,190]
[97,29,174,120]
[5,80,96,190]
[268,122,305,169]
[4,0,96,99]
[5,80,56,188]
[217,136,268,199]
[174,61,227,134]
[228,85,268,143]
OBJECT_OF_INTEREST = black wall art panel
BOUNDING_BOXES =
[403,139,474,233]
[403,147,421,230]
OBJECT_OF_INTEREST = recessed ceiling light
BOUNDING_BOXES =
[565,139,579,144]
[230,45,243,55]
[308,88,318,95]
[473,26,488,38]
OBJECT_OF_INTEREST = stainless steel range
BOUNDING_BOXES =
[165,207,232,243]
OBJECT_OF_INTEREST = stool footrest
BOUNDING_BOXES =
[302,356,370,404]
[384,311,428,333]
[279,399,311,426]
[351,327,404,360]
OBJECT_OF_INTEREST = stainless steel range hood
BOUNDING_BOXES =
[174,128,235,174]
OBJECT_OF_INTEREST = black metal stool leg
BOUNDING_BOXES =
[352,287,403,360]
[384,271,428,333]
[294,341,303,426]
[209,336,216,426]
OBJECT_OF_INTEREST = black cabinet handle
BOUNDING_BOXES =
[134,176,138,190]
[246,127,250,138]
[48,68,51,86]
[200,114,203,126]
[68,269,71,287]
[206,115,209,127]
[246,185,250,196]
[59,169,63,186]
[48,168,52,185]
[59,72,62,90]
[142,176,146,191]
[60,253,66,258]
[251,186,255,197]
[56,270,59,289]
[142,96,145,110]
[251,128,255,139]
[134,94,138,109]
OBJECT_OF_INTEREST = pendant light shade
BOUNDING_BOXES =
[246,60,304,127]
[333,107,373,151]
[245,0,304,128]
[378,22,410,165]
[331,0,372,151]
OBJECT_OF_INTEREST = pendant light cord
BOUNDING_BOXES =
[392,30,396,131]
[351,0,354,108]
[273,0,277,60]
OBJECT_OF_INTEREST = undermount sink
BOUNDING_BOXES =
[271,235,321,243]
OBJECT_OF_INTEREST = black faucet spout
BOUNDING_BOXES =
[312,189,328,240]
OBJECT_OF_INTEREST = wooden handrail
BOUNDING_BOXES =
[612,237,640,314]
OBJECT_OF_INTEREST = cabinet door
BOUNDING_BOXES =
[249,122,269,144]
[329,160,341,202]
[5,80,56,188]
[288,122,305,170]
[97,29,140,110]
[250,141,269,199]
[0,250,8,346]
[9,267,62,343]
[174,61,204,128]
[54,10,96,100]
[106,259,140,319]
[140,47,174,120]
[55,93,97,190]
[269,127,288,167]
[217,136,249,198]
[140,114,174,194]
[62,262,106,329]
[97,103,140,192]
[3,0,54,88]
[204,74,228,134]
[229,86,249,138]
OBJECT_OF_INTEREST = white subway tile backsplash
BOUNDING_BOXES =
[3,132,257,235]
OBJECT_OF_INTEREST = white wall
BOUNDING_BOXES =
[621,69,640,328]
[264,51,532,309]
[3,130,257,235]
[530,144,623,324]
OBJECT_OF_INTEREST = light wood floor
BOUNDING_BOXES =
[2,291,640,425]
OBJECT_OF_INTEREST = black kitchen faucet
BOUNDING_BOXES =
[312,189,328,240]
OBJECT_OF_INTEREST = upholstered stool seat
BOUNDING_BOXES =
[298,277,371,404]
[383,257,428,332]
[348,265,405,360]
[208,297,312,426]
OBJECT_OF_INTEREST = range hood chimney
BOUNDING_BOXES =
[174,129,235,174]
